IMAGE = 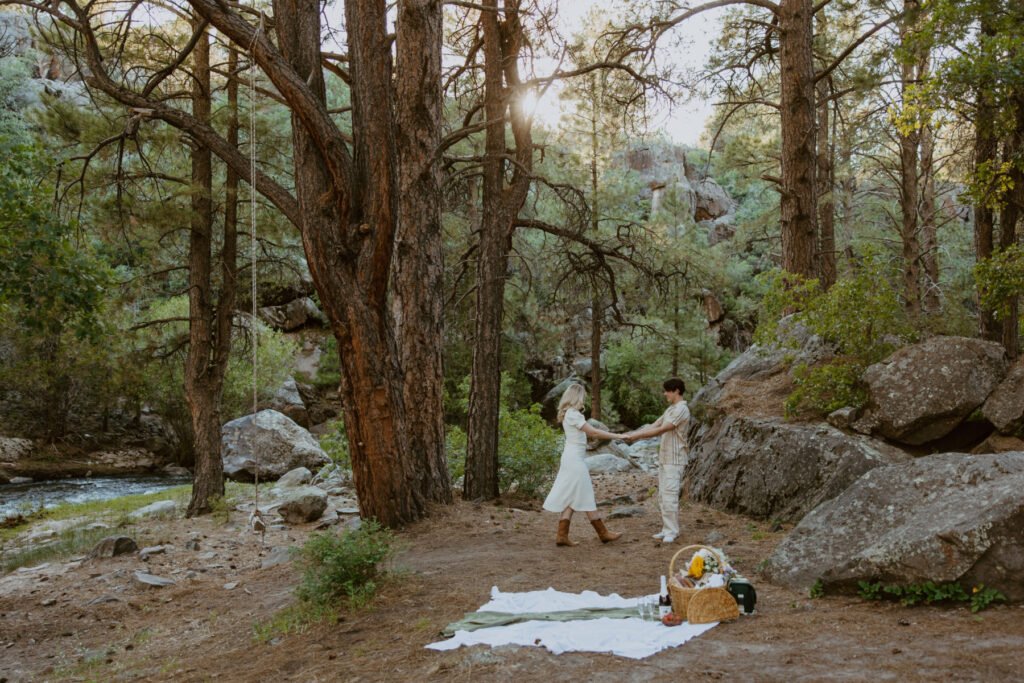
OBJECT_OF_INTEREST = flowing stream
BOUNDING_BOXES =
[0,474,191,518]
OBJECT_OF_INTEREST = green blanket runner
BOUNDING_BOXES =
[441,607,641,637]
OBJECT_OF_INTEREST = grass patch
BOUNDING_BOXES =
[1,481,271,571]
[251,602,340,643]
[2,485,191,537]
[1,520,137,572]
[51,646,114,682]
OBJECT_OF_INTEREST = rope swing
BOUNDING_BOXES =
[247,14,267,543]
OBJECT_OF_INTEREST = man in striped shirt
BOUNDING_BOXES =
[624,377,690,544]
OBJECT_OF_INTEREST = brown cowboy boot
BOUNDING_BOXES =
[591,518,622,543]
[556,519,579,546]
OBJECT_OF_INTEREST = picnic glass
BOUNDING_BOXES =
[637,597,657,622]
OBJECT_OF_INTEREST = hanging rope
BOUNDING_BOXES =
[247,14,267,543]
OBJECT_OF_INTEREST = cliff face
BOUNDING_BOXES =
[621,143,737,246]
[0,11,86,110]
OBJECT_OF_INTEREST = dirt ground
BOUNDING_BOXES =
[2,470,1023,682]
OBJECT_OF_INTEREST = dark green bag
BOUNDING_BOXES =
[727,577,757,613]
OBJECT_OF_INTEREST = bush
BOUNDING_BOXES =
[975,243,1024,322]
[318,417,351,469]
[603,339,666,427]
[785,358,868,418]
[292,521,395,607]
[313,333,341,388]
[0,140,123,439]
[446,403,561,497]
[756,250,916,416]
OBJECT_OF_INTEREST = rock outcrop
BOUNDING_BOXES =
[273,485,328,523]
[982,358,1024,435]
[221,410,329,482]
[89,536,139,558]
[765,452,1024,601]
[687,415,910,521]
[263,377,309,428]
[257,296,325,332]
[0,437,35,462]
[690,319,836,423]
[584,452,633,474]
[855,337,1007,445]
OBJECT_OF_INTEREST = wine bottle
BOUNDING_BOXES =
[658,575,672,618]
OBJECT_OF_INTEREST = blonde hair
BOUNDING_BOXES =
[557,383,586,423]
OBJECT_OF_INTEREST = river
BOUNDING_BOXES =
[0,474,192,518]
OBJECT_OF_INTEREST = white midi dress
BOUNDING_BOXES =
[542,408,597,512]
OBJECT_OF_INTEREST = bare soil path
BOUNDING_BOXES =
[2,471,1022,682]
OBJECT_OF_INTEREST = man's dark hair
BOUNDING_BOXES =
[663,377,686,394]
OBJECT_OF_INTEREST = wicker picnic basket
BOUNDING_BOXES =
[668,544,740,625]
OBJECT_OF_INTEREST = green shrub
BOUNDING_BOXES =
[446,403,561,497]
[292,521,395,607]
[756,249,916,417]
[604,338,670,427]
[0,139,122,438]
[785,358,868,417]
[857,580,1005,611]
[975,243,1024,322]
[319,417,351,469]
[314,333,341,388]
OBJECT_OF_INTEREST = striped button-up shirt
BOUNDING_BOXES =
[654,400,690,466]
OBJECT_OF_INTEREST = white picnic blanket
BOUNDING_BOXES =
[426,586,717,659]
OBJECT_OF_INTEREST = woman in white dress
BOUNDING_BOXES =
[543,383,624,546]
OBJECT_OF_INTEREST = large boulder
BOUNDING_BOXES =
[693,178,734,221]
[89,536,138,558]
[222,410,329,482]
[765,452,1024,601]
[703,216,735,246]
[541,376,582,420]
[257,296,326,332]
[621,437,660,471]
[274,485,328,523]
[982,358,1024,435]
[0,437,34,462]
[277,466,312,487]
[584,452,633,474]
[129,500,176,519]
[856,337,1007,445]
[687,415,910,521]
[263,377,309,428]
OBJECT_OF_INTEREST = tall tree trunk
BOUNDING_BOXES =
[465,0,511,500]
[269,0,430,526]
[919,120,940,314]
[815,71,836,289]
[590,294,602,420]
[464,0,532,500]
[185,20,226,516]
[898,2,921,316]
[589,112,602,420]
[779,0,818,279]
[974,20,999,342]
[393,0,452,504]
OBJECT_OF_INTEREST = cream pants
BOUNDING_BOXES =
[658,463,684,537]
